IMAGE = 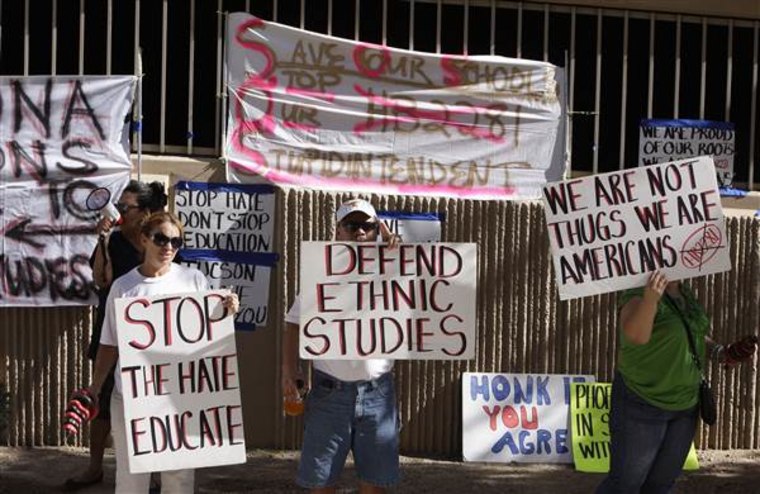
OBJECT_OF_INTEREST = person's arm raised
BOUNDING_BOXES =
[619,271,668,346]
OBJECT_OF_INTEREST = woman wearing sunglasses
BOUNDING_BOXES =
[65,180,167,492]
[86,211,239,493]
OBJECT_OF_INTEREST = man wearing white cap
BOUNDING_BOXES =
[282,198,400,493]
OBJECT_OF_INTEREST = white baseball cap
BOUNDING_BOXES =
[336,199,377,223]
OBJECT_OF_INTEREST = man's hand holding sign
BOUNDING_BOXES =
[282,198,476,491]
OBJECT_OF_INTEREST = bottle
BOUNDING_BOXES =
[283,379,306,416]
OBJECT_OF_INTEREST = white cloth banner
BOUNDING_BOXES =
[0,76,135,306]
[225,13,561,199]
[542,156,731,300]
[462,372,595,463]
[299,241,477,360]
[115,290,247,473]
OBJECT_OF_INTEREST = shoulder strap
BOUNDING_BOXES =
[664,292,703,374]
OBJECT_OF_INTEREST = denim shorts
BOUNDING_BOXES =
[296,370,400,489]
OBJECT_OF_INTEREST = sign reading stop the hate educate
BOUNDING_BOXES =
[114,290,246,473]
[299,242,477,360]
[541,156,731,300]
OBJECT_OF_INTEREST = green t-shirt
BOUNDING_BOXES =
[617,285,710,411]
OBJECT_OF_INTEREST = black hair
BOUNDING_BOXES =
[123,180,168,213]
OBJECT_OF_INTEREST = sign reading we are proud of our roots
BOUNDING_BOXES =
[225,13,561,200]
[639,119,735,186]
[298,242,477,360]
[115,290,246,473]
[542,156,731,300]
[463,373,595,464]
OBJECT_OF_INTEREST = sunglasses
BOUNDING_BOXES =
[115,203,140,214]
[150,232,183,250]
[341,221,379,233]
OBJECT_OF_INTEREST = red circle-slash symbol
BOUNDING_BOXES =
[680,223,724,270]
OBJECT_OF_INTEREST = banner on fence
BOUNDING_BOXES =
[463,373,595,464]
[0,76,136,306]
[115,289,247,473]
[570,382,698,472]
[224,13,562,200]
[175,181,277,330]
[542,156,731,300]
[639,119,735,186]
[298,241,477,359]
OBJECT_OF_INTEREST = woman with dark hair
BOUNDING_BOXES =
[87,211,239,493]
[64,181,167,491]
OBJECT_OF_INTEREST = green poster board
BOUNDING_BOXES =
[570,382,699,473]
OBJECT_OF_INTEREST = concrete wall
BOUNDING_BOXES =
[2,158,759,454]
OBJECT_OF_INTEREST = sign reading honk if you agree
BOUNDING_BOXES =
[542,156,730,300]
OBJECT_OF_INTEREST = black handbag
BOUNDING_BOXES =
[665,293,717,426]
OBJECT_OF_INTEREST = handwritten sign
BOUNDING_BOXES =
[298,242,477,360]
[224,13,561,200]
[542,156,731,300]
[114,290,246,473]
[377,211,442,243]
[0,76,135,306]
[175,181,278,330]
[570,382,698,473]
[463,373,595,463]
[640,119,735,186]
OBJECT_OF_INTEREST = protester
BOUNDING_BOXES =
[596,271,757,494]
[64,180,167,491]
[282,198,400,493]
[86,211,239,493]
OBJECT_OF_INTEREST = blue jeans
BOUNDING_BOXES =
[297,370,400,489]
[596,373,698,494]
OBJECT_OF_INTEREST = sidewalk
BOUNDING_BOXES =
[2,447,759,493]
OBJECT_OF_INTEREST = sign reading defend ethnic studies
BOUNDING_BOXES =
[114,290,246,473]
[541,156,731,300]
[298,242,477,360]
[463,373,594,464]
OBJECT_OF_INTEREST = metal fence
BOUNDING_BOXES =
[0,0,757,187]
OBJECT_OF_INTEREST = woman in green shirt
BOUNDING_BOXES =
[596,271,755,494]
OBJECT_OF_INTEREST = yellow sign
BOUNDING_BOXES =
[570,382,698,473]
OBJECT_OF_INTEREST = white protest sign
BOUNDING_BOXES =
[542,156,731,300]
[225,13,561,200]
[175,182,275,253]
[0,76,135,306]
[639,120,735,186]
[377,212,442,243]
[114,290,246,473]
[181,259,271,330]
[175,181,278,330]
[299,242,477,360]
[463,373,595,463]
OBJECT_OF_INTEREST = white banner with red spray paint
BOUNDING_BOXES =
[0,76,135,307]
[224,13,561,200]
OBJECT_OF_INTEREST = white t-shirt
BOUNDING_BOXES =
[285,295,393,382]
[100,263,210,395]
